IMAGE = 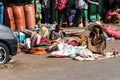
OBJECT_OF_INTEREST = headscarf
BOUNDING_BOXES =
[38,26,49,37]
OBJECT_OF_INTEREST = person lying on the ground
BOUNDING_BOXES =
[87,22,106,56]
[47,36,86,52]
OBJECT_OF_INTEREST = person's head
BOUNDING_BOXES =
[38,26,49,37]
[92,25,103,35]
[88,22,104,35]
[55,24,61,32]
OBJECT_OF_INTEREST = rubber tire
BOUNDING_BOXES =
[0,42,10,64]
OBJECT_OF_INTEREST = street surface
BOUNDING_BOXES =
[0,24,120,80]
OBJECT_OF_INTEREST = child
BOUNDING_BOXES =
[75,0,99,28]
[68,9,76,27]
[49,25,65,40]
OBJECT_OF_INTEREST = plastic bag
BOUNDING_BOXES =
[77,49,93,58]
[24,38,31,49]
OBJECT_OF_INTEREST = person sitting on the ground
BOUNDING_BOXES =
[87,22,106,56]
[31,25,49,47]
[49,25,65,40]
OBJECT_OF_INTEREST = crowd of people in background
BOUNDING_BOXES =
[2,0,120,28]
[40,0,100,28]
[3,0,120,60]
[23,0,120,52]
[35,0,120,28]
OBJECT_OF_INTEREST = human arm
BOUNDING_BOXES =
[49,30,56,40]
[85,0,99,5]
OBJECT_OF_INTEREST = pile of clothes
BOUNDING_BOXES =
[19,22,120,61]
[105,8,120,23]
[47,22,108,60]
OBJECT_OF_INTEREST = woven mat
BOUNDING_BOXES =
[63,27,85,34]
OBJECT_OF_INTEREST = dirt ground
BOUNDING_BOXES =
[0,23,120,80]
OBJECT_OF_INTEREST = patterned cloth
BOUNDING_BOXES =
[55,0,70,12]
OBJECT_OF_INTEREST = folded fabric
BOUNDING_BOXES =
[30,47,47,55]
[104,25,120,39]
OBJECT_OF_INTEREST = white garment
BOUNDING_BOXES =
[77,48,93,58]
[42,0,50,8]
[24,38,31,49]
[75,0,86,9]
[51,42,76,57]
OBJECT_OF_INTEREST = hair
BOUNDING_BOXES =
[92,25,103,34]
[55,24,61,31]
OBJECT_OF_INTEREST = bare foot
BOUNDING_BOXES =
[78,23,83,28]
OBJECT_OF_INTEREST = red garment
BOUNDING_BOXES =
[55,0,70,12]
[31,33,47,47]
[106,11,116,20]
[104,25,120,39]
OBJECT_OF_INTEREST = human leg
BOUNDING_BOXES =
[76,9,84,28]
[83,9,89,27]
[43,8,50,23]
[57,11,63,27]
[63,9,70,27]
[31,33,41,47]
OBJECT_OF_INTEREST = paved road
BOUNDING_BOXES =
[0,52,120,80]
[0,25,120,80]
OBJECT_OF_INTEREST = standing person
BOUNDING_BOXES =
[68,9,76,27]
[75,0,99,28]
[55,0,71,27]
[35,0,42,25]
[42,0,50,23]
